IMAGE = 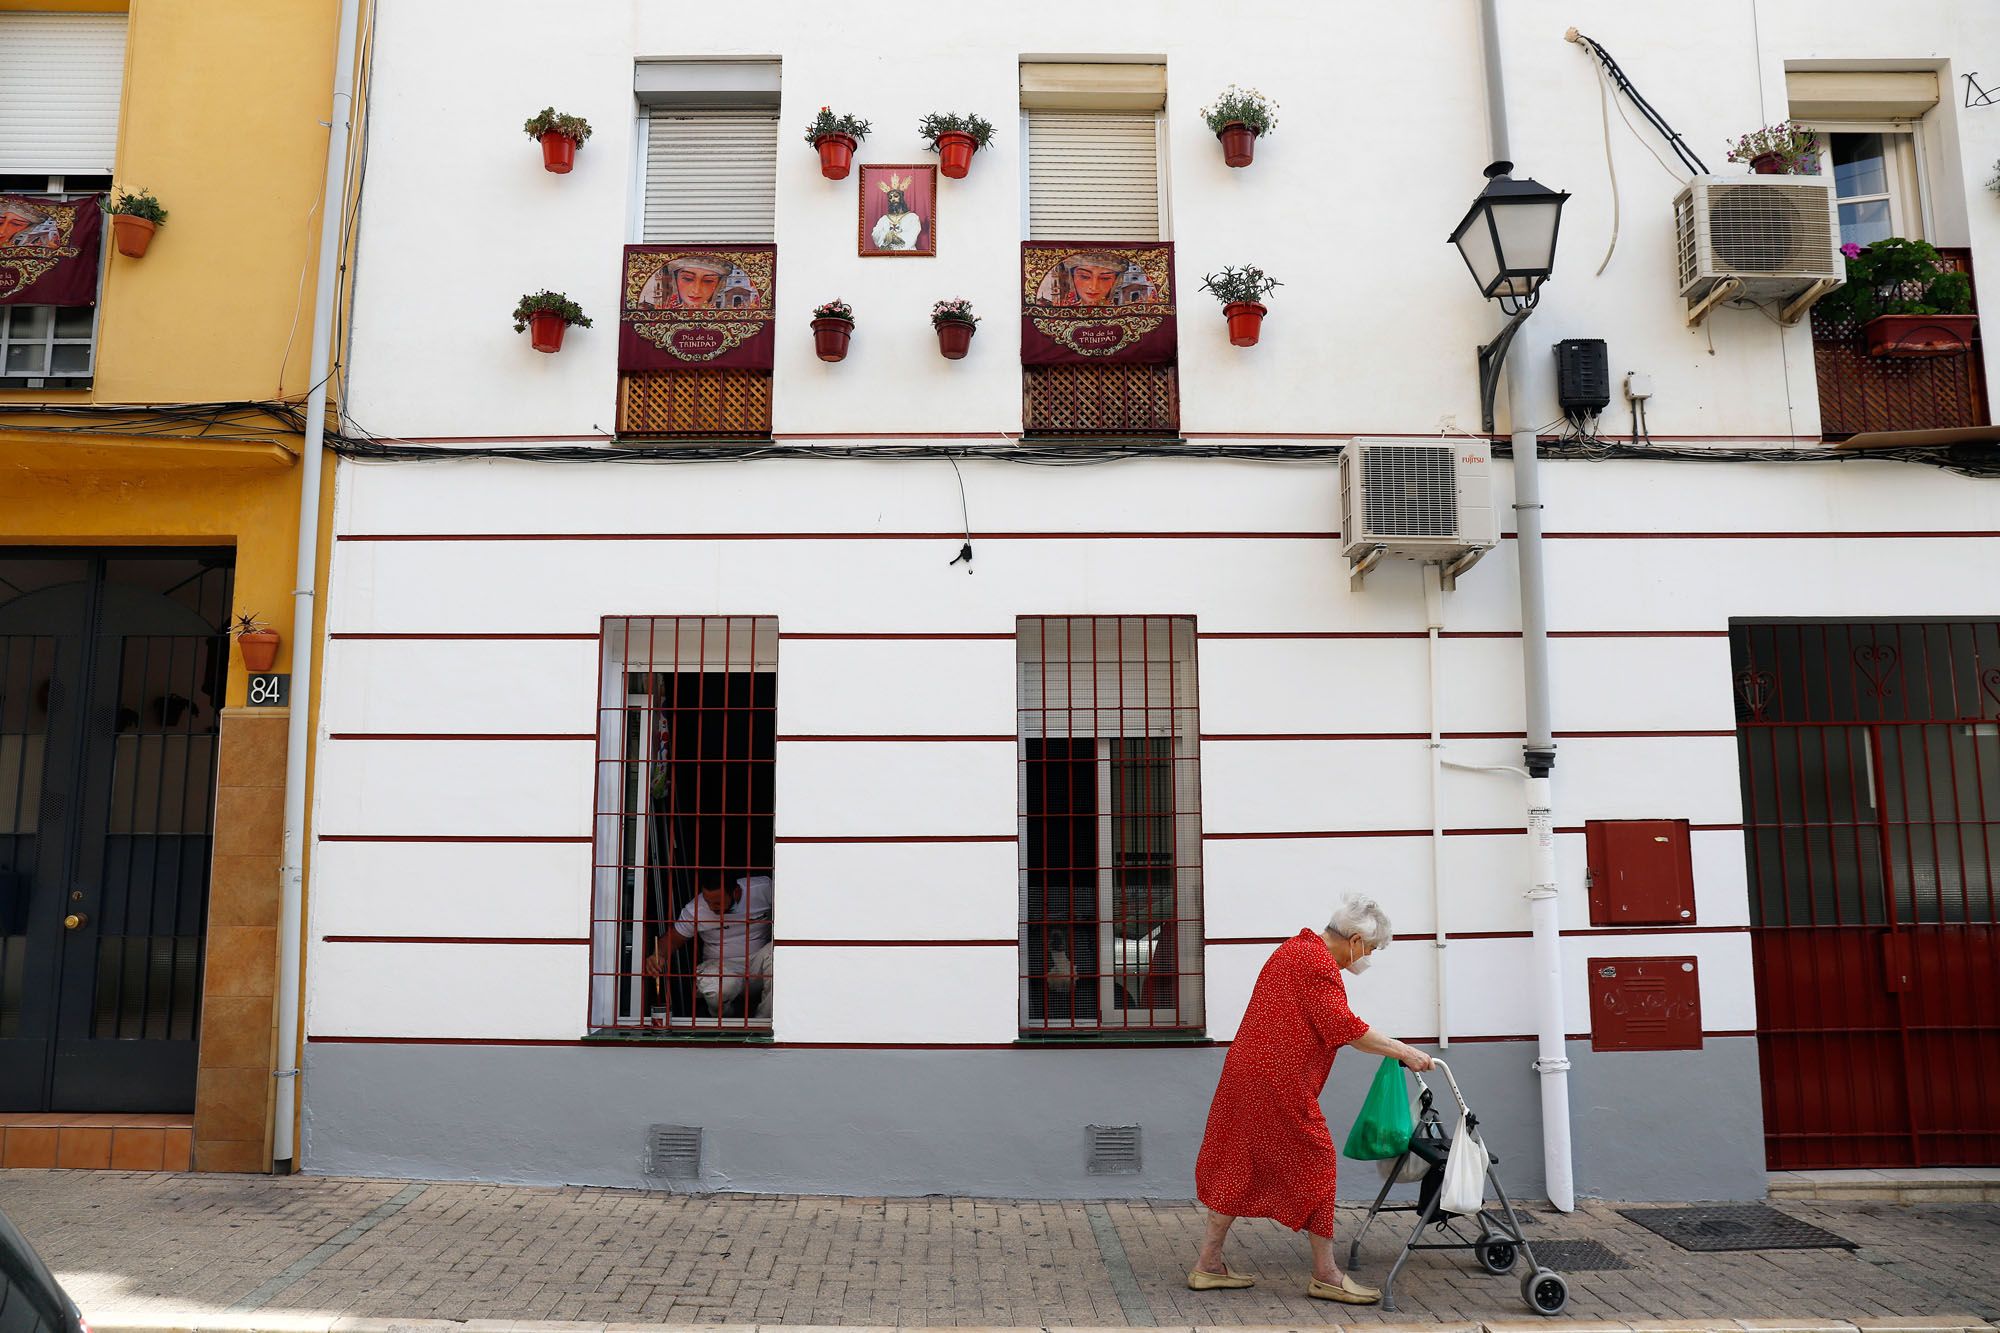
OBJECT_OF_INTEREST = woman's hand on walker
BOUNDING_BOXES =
[1398,1047,1435,1073]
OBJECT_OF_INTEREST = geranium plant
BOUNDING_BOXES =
[1725,122,1818,174]
[803,107,871,146]
[812,298,854,322]
[1199,86,1278,137]
[931,297,978,325]
[512,290,592,332]
[1818,238,1972,324]
[918,112,995,150]
[107,187,168,223]
[1199,264,1281,306]
[524,108,593,144]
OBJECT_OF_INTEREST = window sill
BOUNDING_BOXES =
[1013,1032,1214,1048]
[1015,433,1186,446]
[584,1028,774,1047]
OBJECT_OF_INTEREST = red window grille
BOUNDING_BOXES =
[592,616,777,1034]
[1017,616,1204,1034]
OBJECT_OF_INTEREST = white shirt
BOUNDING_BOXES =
[871,209,923,251]
[674,874,774,970]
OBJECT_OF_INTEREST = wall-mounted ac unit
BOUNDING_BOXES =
[1673,174,1844,327]
[1339,438,1498,588]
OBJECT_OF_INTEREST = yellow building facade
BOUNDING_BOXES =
[0,0,347,1173]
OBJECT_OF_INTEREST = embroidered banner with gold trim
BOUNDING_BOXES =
[0,193,103,307]
[1021,241,1175,366]
[620,245,775,372]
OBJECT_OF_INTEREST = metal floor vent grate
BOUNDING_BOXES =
[1618,1204,1855,1253]
[1086,1124,1141,1175]
[1526,1239,1629,1271]
[646,1124,702,1179]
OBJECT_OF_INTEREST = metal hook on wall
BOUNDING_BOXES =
[1963,72,1998,108]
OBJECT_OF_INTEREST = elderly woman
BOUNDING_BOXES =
[1188,893,1432,1304]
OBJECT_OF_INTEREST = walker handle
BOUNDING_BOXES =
[1411,1057,1471,1113]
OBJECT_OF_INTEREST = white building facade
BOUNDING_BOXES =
[304,0,2000,1199]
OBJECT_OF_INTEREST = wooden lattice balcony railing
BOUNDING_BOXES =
[1812,246,1987,439]
[1022,362,1179,437]
[617,370,773,439]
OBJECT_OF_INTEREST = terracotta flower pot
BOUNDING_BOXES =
[814,132,857,180]
[540,131,578,174]
[111,213,156,258]
[934,318,976,360]
[936,131,978,179]
[812,316,854,362]
[1223,301,1267,347]
[237,629,280,674]
[1750,152,1786,175]
[1861,312,1978,358]
[528,311,569,353]
[1218,122,1259,168]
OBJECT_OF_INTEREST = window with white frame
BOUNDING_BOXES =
[634,62,780,244]
[1017,616,1204,1034]
[592,616,777,1034]
[1,173,109,388]
[1819,130,1923,249]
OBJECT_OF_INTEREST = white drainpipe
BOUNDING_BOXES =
[1476,0,1575,1211]
[1425,565,1449,1051]
[274,0,363,1168]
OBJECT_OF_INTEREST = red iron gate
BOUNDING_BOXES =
[1733,621,2000,1169]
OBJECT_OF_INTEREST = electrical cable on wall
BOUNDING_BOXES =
[945,453,974,572]
[1565,29,1710,177]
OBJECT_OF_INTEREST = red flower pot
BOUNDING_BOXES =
[936,130,978,179]
[237,629,280,674]
[812,316,854,362]
[934,318,976,360]
[814,132,857,180]
[1223,301,1266,347]
[111,213,156,258]
[1218,122,1258,168]
[1750,152,1786,175]
[540,131,578,174]
[528,311,569,354]
[1861,312,1978,358]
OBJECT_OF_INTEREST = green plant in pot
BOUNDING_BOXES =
[931,297,978,360]
[811,298,855,362]
[1725,122,1819,175]
[1819,237,1977,358]
[107,187,168,258]
[919,112,995,178]
[1200,264,1281,346]
[1200,86,1278,167]
[512,290,592,354]
[804,107,872,180]
[525,108,593,174]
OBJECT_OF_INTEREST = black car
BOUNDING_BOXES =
[0,1204,86,1333]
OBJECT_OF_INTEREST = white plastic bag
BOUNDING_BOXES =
[1438,1111,1489,1215]
[1376,1151,1428,1185]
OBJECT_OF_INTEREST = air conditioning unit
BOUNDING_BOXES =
[1339,438,1498,588]
[1673,174,1844,327]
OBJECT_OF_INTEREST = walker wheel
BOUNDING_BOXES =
[1476,1237,1518,1275]
[1522,1268,1569,1316]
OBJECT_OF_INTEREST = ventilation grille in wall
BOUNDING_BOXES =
[1086,1124,1142,1174]
[646,1124,703,1178]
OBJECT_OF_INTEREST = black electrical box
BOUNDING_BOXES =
[1555,338,1611,421]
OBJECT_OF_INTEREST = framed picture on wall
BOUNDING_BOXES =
[858,163,936,257]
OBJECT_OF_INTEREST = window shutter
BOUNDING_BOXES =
[1017,618,1196,740]
[1026,112,1160,241]
[0,13,128,175]
[644,110,778,244]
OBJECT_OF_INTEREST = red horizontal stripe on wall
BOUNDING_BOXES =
[775,833,1016,844]
[780,631,1013,641]
[775,938,1017,948]
[322,935,589,946]
[776,734,1015,743]
[339,530,1341,543]
[303,1031,1747,1050]
[318,833,592,844]
[327,732,594,742]
[1201,729,1729,742]
[329,632,599,641]
[1205,827,1527,841]
[1544,530,2000,540]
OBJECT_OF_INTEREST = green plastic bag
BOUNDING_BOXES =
[1341,1056,1415,1160]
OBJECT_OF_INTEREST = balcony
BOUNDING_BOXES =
[1021,241,1179,438]
[1812,246,1986,439]
[616,244,775,440]
[1,175,111,390]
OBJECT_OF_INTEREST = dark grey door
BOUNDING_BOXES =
[0,551,232,1112]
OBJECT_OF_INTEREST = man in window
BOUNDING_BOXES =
[644,872,773,1019]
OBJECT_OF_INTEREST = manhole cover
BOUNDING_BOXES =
[1527,1239,1629,1271]
[1618,1204,1856,1253]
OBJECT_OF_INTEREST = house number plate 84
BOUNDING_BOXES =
[248,673,290,707]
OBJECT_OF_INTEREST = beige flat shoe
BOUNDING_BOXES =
[1306,1274,1380,1304]
[1186,1266,1256,1290]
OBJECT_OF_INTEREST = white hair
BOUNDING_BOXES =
[1328,893,1393,950]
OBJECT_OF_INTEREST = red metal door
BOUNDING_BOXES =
[1733,622,2000,1169]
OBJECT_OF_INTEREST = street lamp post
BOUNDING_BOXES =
[1449,162,1570,432]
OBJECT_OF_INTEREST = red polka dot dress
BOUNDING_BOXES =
[1195,929,1372,1237]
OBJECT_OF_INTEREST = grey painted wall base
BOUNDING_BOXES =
[303,1037,1766,1202]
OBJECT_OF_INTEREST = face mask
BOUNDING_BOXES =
[1345,954,1373,974]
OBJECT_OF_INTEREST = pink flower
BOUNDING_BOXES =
[1840,242,1862,259]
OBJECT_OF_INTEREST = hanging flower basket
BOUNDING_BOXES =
[1861,313,1979,358]
[1201,264,1281,348]
[512,290,592,354]
[931,298,978,360]
[1200,86,1277,170]
[811,300,855,362]
[1725,122,1819,176]
[1217,122,1259,168]
[919,112,995,179]
[804,108,871,180]
[1223,301,1267,346]
[524,109,592,175]
[234,615,280,673]
[1749,152,1786,175]
[107,188,167,258]
[528,312,570,353]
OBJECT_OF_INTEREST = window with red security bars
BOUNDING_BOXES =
[591,616,777,1034]
[1017,616,1205,1034]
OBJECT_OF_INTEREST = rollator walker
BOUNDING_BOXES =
[1347,1058,1571,1316]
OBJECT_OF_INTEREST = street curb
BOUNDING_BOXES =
[81,1315,2000,1333]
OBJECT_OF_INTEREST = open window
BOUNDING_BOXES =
[592,616,777,1034]
[1017,616,1204,1034]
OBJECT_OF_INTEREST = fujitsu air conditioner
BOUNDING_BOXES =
[1339,438,1498,587]
[1673,174,1844,326]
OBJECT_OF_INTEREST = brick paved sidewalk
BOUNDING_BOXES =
[1,1172,1995,1327]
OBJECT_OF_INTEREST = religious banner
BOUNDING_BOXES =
[1021,241,1176,366]
[0,193,103,307]
[620,245,776,372]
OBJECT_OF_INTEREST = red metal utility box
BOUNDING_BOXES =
[1589,955,1702,1052]
[1585,818,1695,927]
